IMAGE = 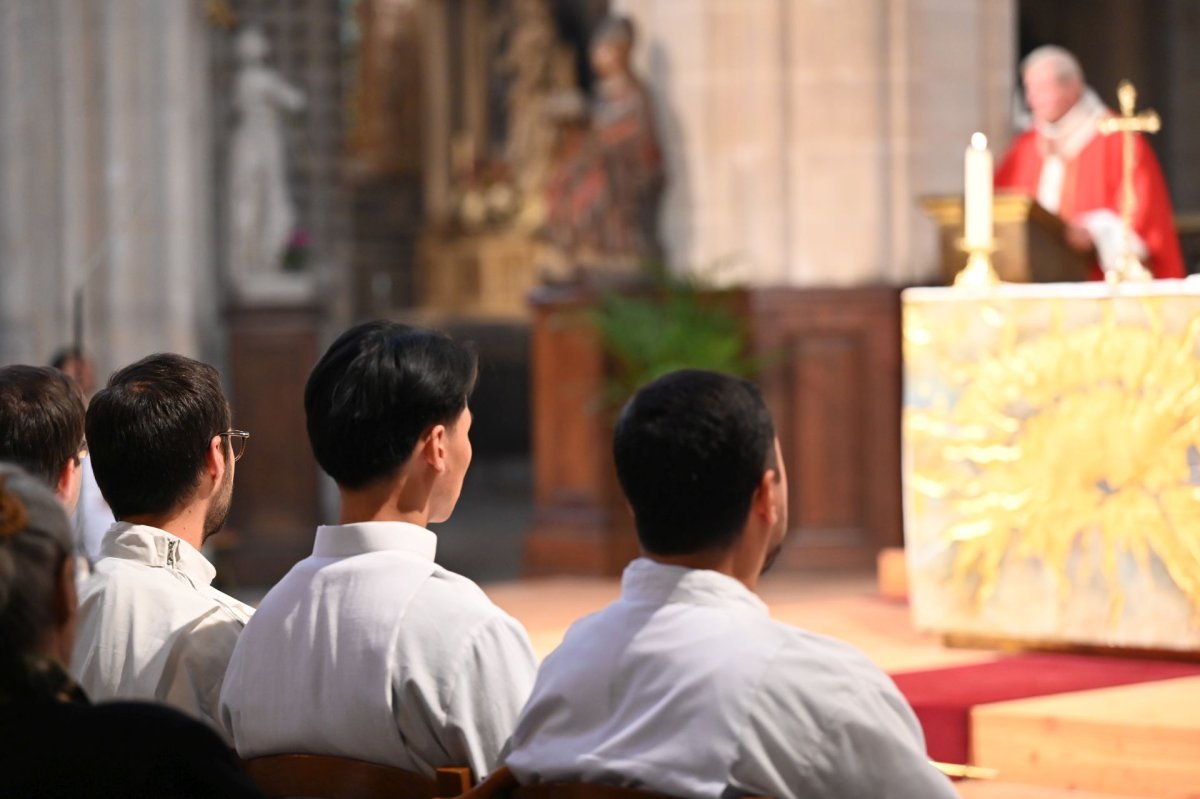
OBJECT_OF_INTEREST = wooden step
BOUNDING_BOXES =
[970,675,1200,798]
[956,781,1152,798]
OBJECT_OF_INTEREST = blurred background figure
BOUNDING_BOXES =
[49,348,115,568]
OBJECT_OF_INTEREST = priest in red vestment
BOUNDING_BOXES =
[994,45,1185,280]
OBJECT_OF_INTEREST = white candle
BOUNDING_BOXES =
[964,132,993,248]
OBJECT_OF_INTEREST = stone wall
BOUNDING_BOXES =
[0,0,216,374]
[613,0,1016,287]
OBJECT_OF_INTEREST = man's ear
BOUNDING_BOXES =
[752,469,780,526]
[421,424,449,473]
[204,435,226,488]
[54,459,77,506]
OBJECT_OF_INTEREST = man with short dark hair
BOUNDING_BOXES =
[0,462,265,798]
[504,370,957,799]
[0,365,87,512]
[71,353,253,739]
[220,321,537,778]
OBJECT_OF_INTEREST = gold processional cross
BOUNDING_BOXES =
[1095,81,1160,282]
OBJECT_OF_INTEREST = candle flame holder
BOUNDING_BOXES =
[954,239,999,288]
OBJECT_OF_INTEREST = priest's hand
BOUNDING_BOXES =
[1064,223,1096,254]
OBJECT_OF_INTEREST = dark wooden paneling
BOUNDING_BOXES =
[221,304,323,588]
[523,285,902,576]
[751,287,902,570]
[788,332,864,530]
[524,287,641,575]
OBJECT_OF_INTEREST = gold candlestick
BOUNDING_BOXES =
[954,239,999,288]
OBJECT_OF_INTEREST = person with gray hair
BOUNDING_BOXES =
[995,44,1184,279]
[0,462,263,798]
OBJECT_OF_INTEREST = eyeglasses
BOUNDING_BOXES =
[218,429,250,462]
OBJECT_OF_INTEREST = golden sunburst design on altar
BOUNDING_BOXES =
[905,297,1200,627]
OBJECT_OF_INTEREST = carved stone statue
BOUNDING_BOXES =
[588,15,665,268]
[539,15,665,282]
[228,27,306,287]
[500,0,576,223]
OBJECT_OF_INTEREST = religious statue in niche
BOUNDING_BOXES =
[227,26,307,289]
[538,15,666,283]
[447,0,574,233]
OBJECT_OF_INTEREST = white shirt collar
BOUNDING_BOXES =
[620,557,768,615]
[100,522,217,586]
[312,521,438,561]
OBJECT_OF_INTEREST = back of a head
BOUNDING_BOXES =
[305,320,478,489]
[613,369,775,555]
[0,366,85,488]
[0,463,73,694]
[85,353,231,519]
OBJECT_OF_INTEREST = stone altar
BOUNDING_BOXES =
[903,281,1200,652]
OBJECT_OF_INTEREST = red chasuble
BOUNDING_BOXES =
[995,127,1185,279]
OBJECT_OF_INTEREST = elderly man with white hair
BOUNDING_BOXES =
[995,44,1184,280]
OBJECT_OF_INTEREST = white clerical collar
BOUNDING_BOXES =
[312,521,438,561]
[100,522,218,587]
[620,557,768,615]
[1035,87,1105,160]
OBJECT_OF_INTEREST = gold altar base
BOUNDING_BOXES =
[953,244,999,288]
[940,632,1200,664]
[416,228,537,318]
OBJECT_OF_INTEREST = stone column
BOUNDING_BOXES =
[0,0,215,374]
[613,0,1016,287]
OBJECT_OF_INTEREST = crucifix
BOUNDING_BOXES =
[1095,80,1160,282]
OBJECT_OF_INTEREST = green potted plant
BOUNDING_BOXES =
[592,265,758,405]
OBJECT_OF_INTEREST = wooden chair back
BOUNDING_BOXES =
[241,754,471,799]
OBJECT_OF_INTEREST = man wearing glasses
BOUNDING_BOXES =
[71,353,253,741]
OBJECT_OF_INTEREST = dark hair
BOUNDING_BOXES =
[0,366,86,487]
[305,321,478,490]
[86,354,231,519]
[613,369,776,555]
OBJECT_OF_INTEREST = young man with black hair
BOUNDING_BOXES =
[71,353,253,739]
[220,321,537,778]
[0,365,87,513]
[504,370,957,799]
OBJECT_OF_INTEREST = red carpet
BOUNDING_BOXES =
[890,653,1200,764]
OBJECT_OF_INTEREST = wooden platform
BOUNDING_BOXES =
[484,571,1197,798]
[972,676,1200,798]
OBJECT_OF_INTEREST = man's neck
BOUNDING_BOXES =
[645,548,759,592]
[120,507,205,552]
[337,480,431,528]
